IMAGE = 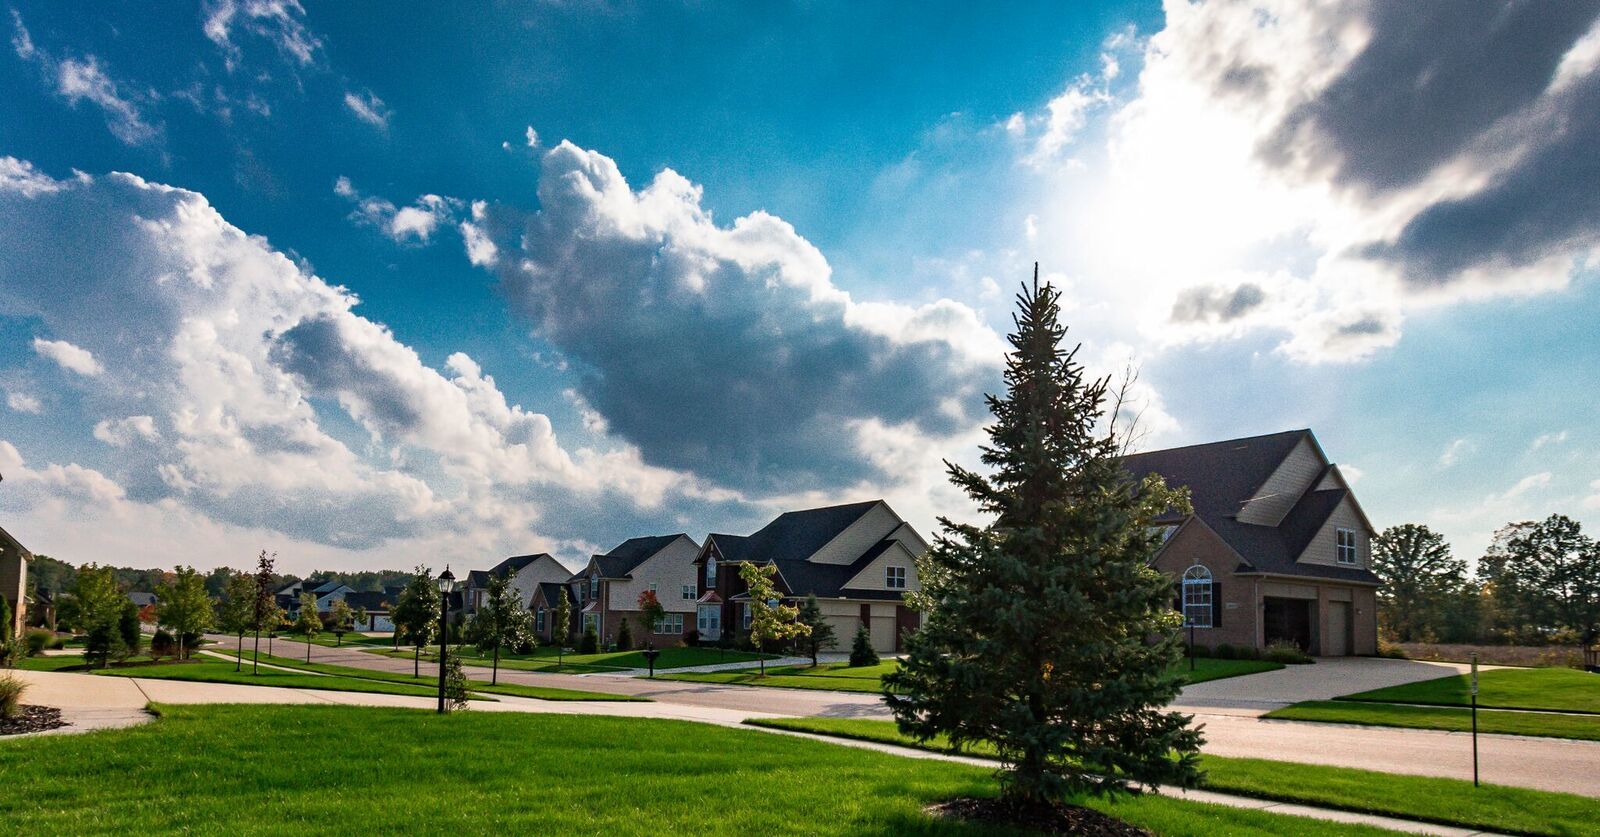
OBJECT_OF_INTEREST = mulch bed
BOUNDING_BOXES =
[0,705,68,736]
[926,798,1152,835]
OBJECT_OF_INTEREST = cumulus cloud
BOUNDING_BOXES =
[1531,430,1570,451]
[31,338,103,376]
[335,177,454,243]
[343,90,391,129]
[477,140,1003,492]
[0,162,706,554]
[1028,0,1600,362]
[11,13,160,146]
[6,391,42,414]
[0,156,68,197]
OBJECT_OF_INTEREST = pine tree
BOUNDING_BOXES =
[117,598,142,661]
[796,594,836,667]
[579,623,599,654]
[884,267,1202,808]
[616,616,633,651]
[849,623,878,667]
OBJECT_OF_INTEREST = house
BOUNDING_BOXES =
[459,552,572,614]
[1121,428,1380,657]
[275,580,354,618]
[343,589,398,632]
[0,524,29,638]
[127,591,159,608]
[528,581,577,644]
[565,534,702,646]
[695,500,927,654]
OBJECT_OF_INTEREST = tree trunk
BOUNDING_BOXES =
[414,646,420,678]
[493,645,500,686]
[306,637,312,662]
[236,630,244,672]
[251,630,261,675]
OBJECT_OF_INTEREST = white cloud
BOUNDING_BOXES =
[1585,479,1600,510]
[1504,472,1552,500]
[335,177,455,244]
[1530,430,1570,451]
[6,391,42,414]
[203,0,321,70]
[343,90,391,128]
[460,200,499,266]
[10,13,160,146]
[92,415,159,447]
[0,156,67,197]
[1438,437,1474,468]
[525,126,540,148]
[31,338,103,376]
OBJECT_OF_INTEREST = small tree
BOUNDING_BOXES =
[738,562,809,675]
[74,565,127,669]
[250,551,277,676]
[294,593,322,661]
[218,571,256,672]
[849,623,878,667]
[475,575,525,685]
[328,599,354,646]
[442,655,469,712]
[616,617,634,651]
[391,567,440,678]
[117,598,142,661]
[551,590,571,668]
[353,605,369,633]
[579,623,599,654]
[638,589,666,638]
[157,565,214,660]
[796,594,836,667]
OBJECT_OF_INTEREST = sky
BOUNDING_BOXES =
[1,0,1597,575]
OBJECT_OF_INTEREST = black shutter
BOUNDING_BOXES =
[1212,582,1222,627]
[1172,582,1182,613]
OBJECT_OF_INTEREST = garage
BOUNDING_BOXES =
[1263,596,1312,653]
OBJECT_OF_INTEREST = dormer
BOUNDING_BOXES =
[1235,433,1327,527]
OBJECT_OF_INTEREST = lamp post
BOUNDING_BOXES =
[436,567,456,714]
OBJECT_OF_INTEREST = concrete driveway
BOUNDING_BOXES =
[1176,657,1475,713]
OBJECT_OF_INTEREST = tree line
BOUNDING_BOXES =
[23,554,413,600]
[1373,515,1600,646]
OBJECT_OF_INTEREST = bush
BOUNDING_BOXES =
[442,655,469,712]
[0,671,24,718]
[150,629,177,662]
[1376,639,1408,659]
[849,624,879,667]
[1263,639,1314,664]
[1186,643,1213,658]
[578,625,599,655]
[1212,643,1236,660]
[0,637,23,668]
[24,629,53,657]
[683,629,700,646]
[616,619,633,652]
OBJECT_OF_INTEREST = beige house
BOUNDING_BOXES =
[461,552,572,613]
[567,534,702,646]
[1121,429,1380,656]
[1,524,30,637]
[695,500,927,654]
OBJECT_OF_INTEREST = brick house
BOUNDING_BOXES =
[564,534,701,647]
[1121,429,1381,656]
[1,524,29,638]
[694,500,927,655]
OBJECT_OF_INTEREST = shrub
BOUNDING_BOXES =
[0,637,23,668]
[1376,639,1408,659]
[849,623,879,667]
[0,671,24,718]
[1212,643,1237,660]
[24,629,53,657]
[150,629,177,662]
[1187,643,1213,658]
[683,628,700,646]
[442,655,469,712]
[578,625,599,655]
[616,619,633,652]
[1263,639,1314,664]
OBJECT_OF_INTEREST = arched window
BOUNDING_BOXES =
[1182,565,1213,628]
[706,553,718,587]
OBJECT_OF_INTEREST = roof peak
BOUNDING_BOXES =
[1123,428,1310,460]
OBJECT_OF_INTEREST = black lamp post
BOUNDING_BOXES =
[436,567,456,714]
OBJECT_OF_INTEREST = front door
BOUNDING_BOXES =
[697,604,721,641]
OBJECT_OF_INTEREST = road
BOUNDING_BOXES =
[205,635,1600,798]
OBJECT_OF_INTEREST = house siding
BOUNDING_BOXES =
[0,547,24,638]
[1150,520,1260,651]
[605,536,700,616]
[1236,437,1324,526]
[1298,497,1372,569]
[840,541,921,591]
[506,556,572,609]
[808,504,901,565]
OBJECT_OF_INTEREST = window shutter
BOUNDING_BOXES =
[1172,582,1182,613]
[1212,582,1222,627]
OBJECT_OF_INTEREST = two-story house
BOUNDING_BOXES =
[1121,429,1381,656]
[1,524,29,638]
[563,534,701,647]
[275,579,353,619]
[460,552,571,613]
[694,500,927,654]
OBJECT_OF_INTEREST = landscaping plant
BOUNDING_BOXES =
[615,616,633,652]
[579,624,599,655]
[849,624,878,668]
[885,267,1202,812]
[117,598,142,661]
[796,594,836,667]
[391,567,440,678]
[217,571,256,672]
[739,561,809,675]
[551,590,571,668]
[475,575,526,685]
[294,593,322,661]
[0,671,24,719]
[328,598,354,646]
[249,551,278,676]
[74,564,127,669]
[157,565,214,659]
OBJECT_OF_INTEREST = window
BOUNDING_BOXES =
[576,581,585,603]
[697,604,721,635]
[649,583,657,593]
[705,554,717,587]
[535,607,545,632]
[1336,528,1358,565]
[653,613,684,634]
[681,584,695,601]
[885,565,907,589]
[742,603,753,630]
[1182,565,1213,628]
[589,575,600,600]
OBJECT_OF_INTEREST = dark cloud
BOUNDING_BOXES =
[1170,283,1265,324]
[487,142,997,493]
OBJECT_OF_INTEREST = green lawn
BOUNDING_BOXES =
[0,704,1395,835]
[1264,700,1600,742]
[659,657,1279,694]
[1338,667,1600,714]
[384,644,774,674]
[304,631,397,648]
[224,649,648,702]
[94,657,451,699]
[745,717,1600,837]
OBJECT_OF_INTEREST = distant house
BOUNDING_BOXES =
[0,524,29,637]
[1121,429,1380,656]
[127,591,159,608]
[528,581,577,644]
[459,553,572,614]
[565,535,702,647]
[344,588,398,632]
[275,580,354,618]
[695,500,927,655]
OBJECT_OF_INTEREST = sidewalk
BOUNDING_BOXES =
[579,652,848,677]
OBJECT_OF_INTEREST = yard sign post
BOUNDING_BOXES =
[1470,652,1479,787]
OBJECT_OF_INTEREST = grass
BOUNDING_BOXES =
[745,717,1600,836]
[221,649,648,702]
[94,657,452,699]
[0,703,1395,835]
[304,631,398,648]
[1338,668,1600,714]
[659,657,1280,693]
[1264,700,1600,742]
[380,643,774,674]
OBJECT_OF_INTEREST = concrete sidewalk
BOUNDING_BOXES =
[1176,657,1476,712]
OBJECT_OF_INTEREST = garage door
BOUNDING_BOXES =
[1325,601,1349,656]
[870,616,896,653]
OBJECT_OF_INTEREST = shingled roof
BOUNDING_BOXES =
[488,553,551,578]
[1121,429,1380,585]
[592,534,687,578]
[716,500,881,565]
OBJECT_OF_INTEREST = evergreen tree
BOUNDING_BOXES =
[738,562,809,674]
[579,623,599,654]
[391,567,440,678]
[294,593,322,661]
[849,623,878,668]
[616,616,634,651]
[117,598,142,661]
[796,594,836,667]
[884,268,1202,808]
[217,571,256,672]
[157,565,214,659]
[1372,524,1467,642]
[551,590,571,668]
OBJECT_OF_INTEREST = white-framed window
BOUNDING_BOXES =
[575,581,586,603]
[653,613,684,634]
[741,603,752,630]
[1182,565,1213,628]
[535,607,545,632]
[697,604,720,635]
[589,575,600,600]
[648,583,657,593]
[582,612,599,634]
[705,554,717,587]
[1336,528,1358,564]
[681,584,695,601]
[885,565,907,589]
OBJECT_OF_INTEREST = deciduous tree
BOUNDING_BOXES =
[328,599,354,646]
[392,567,440,678]
[1371,524,1466,642]
[475,575,525,685]
[157,565,214,659]
[551,589,571,669]
[249,551,278,675]
[738,562,808,675]
[294,593,322,661]
[73,564,126,669]
[217,571,255,672]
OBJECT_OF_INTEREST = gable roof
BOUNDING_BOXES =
[593,534,688,578]
[0,524,33,563]
[464,570,492,589]
[719,500,882,565]
[537,581,576,607]
[489,553,550,578]
[1121,429,1380,585]
[730,537,911,602]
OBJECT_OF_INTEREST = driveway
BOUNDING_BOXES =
[1175,657,1474,714]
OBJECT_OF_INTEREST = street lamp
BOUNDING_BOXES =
[436,567,456,714]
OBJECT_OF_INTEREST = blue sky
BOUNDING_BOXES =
[1,0,1596,574]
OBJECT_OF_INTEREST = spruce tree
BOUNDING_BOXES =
[796,594,836,667]
[884,266,1202,808]
[849,623,878,668]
